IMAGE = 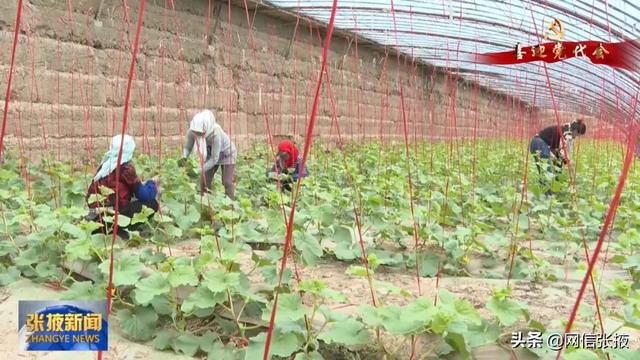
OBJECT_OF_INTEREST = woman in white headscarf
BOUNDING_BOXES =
[85,134,159,239]
[179,110,237,200]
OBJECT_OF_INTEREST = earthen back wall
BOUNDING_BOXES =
[0,0,532,162]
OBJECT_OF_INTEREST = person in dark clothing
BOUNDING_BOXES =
[267,140,309,192]
[85,134,159,239]
[529,119,586,192]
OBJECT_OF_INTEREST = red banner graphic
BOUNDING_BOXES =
[474,40,640,71]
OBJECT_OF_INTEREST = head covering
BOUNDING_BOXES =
[135,179,158,202]
[189,110,219,159]
[277,140,299,169]
[93,134,136,181]
[570,119,586,135]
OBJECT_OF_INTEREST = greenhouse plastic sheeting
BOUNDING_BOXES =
[267,0,640,118]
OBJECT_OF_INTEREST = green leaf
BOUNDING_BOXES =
[153,329,178,351]
[61,281,104,300]
[437,290,457,306]
[98,255,145,287]
[154,212,173,223]
[166,224,183,239]
[445,332,471,360]
[35,262,61,280]
[168,264,199,287]
[294,230,323,266]
[413,252,441,277]
[346,265,371,277]
[131,206,155,225]
[116,306,158,341]
[61,222,86,239]
[0,266,21,286]
[134,272,171,306]
[527,319,546,332]
[65,237,93,261]
[516,213,529,231]
[174,205,201,230]
[486,296,528,326]
[333,225,360,261]
[80,220,104,234]
[298,279,326,295]
[466,321,500,348]
[562,349,600,360]
[454,299,482,326]
[608,349,640,360]
[87,193,104,205]
[0,242,18,257]
[206,340,244,360]
[368,249,403,266]
[320,288,348,303]
[359,305,384,328]
[140,248,167,265]
[102,214,131,228]
[431,311,455,334]
[99,185,115,196]
[14,247,40,267]
[174,333,202,356]
[294,352,324,360]
[317,318,370,346]
[623,254,640,270]
[406,298,437,320]
[150,295,174,316]
[434,341,455,356]
[198,331,221,353]
[244,331,302,360]
[261,293,308,323]
[203,268,241,293]
[181,286,226,314]
[359,305,425,335]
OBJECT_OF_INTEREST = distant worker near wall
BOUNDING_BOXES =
[178,110,237,200]
[267,140,309,192]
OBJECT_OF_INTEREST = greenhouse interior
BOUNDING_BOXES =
[1,0,640,359]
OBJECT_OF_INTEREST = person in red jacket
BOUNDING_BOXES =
[267,140,309,192]
[85,134,159,239]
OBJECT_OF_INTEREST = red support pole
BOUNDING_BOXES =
[0,0,24,159]
[100,3,146,360]
[262,1,339,358]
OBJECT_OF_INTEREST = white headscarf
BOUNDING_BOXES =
[94,134,136,181]
[189,110,219,159]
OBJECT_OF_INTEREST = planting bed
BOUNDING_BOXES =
[1,140,640,360]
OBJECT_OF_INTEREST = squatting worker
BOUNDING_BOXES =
[178,110,237,200]
[85,134,159,239]
[529,119,586,191]
[266,140,309,192]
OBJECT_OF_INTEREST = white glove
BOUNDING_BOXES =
[268,172,289,181]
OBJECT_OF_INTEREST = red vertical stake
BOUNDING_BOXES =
[262,2,339,358]
[0,0,24,159]
[102,0,146,337]
[157,41,165,165]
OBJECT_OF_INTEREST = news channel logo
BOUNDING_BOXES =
[18,300,108,351]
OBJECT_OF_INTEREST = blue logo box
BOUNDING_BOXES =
[18,300,108,351]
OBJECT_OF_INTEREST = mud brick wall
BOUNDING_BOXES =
[0,0,536,162]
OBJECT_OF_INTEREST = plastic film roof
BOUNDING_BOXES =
[266,0,640,120]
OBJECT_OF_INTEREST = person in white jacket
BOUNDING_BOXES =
[178,110,237,200]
